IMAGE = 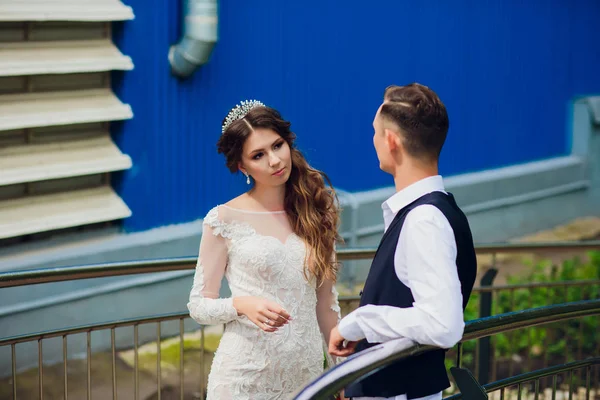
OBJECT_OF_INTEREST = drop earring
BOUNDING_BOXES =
[244,172,251,185]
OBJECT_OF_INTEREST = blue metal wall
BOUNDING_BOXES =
[112,0,600,232]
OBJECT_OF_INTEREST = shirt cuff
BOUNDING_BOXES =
[338,309,366,341]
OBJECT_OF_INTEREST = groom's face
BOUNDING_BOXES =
[372,105,393,174]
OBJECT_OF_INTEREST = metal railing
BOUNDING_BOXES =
[446,358,600,400]
[2,241,599,289]
[338,279,600,385]
[1,312,193,400]
[292,299,600,400]
[0,241,599,399]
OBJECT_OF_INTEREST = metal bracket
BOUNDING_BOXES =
[450,367,488,400]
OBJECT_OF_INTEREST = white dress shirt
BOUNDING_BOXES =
[338,176,465,400]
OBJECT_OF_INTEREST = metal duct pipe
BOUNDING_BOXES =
[169,0,218,78]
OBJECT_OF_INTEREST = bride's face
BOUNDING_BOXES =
[239,128,292,187]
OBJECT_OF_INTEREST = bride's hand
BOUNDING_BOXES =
[233,296,291,332]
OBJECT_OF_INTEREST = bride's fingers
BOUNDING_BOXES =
[257,317,277,332]
[267,304,291,321]
[261,310,288,327]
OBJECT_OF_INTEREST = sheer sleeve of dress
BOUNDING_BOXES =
[316,245,344,368]
[187,208,240,326]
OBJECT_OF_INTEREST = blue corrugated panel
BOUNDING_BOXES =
[112,0,600,232]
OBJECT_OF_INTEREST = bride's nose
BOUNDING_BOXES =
[269,153,282,167]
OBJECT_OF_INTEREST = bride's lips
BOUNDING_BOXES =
[272,168,285,177]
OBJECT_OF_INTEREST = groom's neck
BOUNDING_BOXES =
[392,161,439,192]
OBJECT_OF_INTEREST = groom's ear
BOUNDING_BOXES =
[384,128,402,151]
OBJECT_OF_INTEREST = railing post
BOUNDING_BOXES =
[477,266,498,384]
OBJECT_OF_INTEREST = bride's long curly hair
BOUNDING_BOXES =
[217,105,341,285]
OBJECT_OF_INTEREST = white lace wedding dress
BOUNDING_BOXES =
[187,205,342,400]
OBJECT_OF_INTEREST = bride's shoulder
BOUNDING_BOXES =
[223,193,251,210]
[203,193,250,228]
[202,204,236,240]
[203,204,223,227]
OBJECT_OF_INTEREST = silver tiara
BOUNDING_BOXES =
[222,99,266,133]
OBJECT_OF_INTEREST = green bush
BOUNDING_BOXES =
[462,251,600,366]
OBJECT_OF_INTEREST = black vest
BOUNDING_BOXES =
[345,192,477,399]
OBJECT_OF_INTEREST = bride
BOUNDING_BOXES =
[187,100,343,399]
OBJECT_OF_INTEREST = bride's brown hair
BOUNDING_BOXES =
[217,105,341,285]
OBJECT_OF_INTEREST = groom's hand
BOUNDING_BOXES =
[328,326,357,357]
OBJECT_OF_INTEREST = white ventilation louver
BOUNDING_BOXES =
[0,40,133,76]
[0,1,134,22]
[0,136,133,186]
[0,1,134,241]
[0,187,132,240]
[0,89,133,131]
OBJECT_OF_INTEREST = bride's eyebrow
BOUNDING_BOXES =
[248,139,283,155]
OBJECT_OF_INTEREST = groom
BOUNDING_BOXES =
[329,83,477,400]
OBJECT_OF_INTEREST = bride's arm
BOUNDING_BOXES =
[317,277,346,368]
[188,214,291,331]
[187,223,240,325]
[316,277,342,345]
[316,246,345,367]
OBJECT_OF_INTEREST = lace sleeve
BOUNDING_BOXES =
[316,244,344,368]
[316,278,341,342]
[317,278,345,368]
[187,208,239,326]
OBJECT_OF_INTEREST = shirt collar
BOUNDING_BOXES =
[382,175,446,217]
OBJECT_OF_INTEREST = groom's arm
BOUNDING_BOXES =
[337,205,464,349]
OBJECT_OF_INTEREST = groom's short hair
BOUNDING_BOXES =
[381,83,449,161]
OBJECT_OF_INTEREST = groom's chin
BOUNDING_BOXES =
[379,163,391,174]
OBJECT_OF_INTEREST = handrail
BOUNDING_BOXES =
[0,311,189,346]
[1,241,599,288]
[461,299,600,341]
[469,279,600,292]
[337,240,600,260]
[292,299,600,400]
[465,240,600,255]
[0,257,197,288]
[336,279,600,303]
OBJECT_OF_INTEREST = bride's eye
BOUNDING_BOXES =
[252,152,264,160]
